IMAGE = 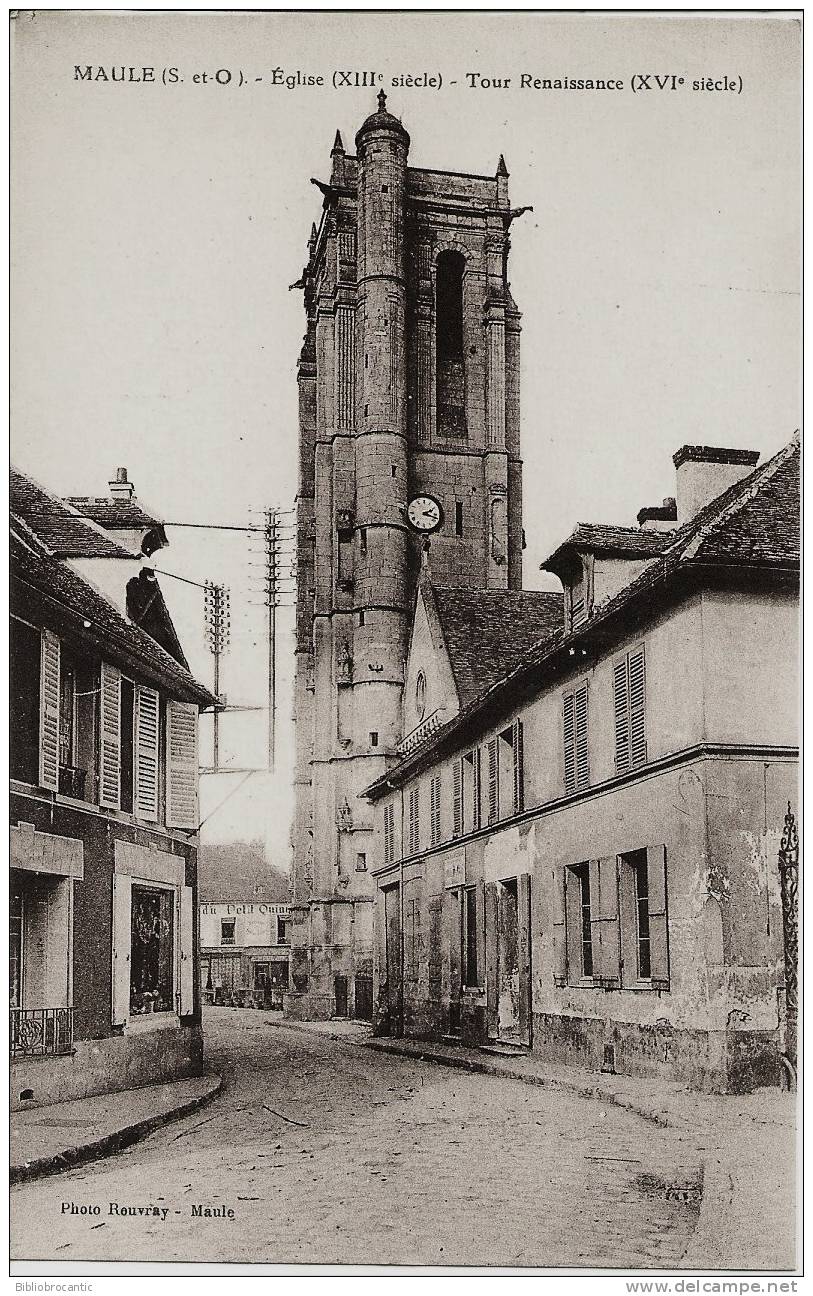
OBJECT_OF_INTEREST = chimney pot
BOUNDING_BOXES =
[108,467,135,502]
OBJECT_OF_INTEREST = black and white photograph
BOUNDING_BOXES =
[9,8,801,1278]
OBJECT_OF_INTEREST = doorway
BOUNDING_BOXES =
[486,874,531,1046]
[384,884,403,1037]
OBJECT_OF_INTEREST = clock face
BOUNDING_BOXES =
[406,494,443,534]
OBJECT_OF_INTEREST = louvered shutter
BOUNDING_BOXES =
[431,776,441,846]
[594,856,621,987]
[487,738,499,824]
[563,692,576,793]
[111,872,131,1025]
[472,750,482,830]
[552,868,568,987]
[613,658,630,773]
[166,701,199,829]
[512,718,524,814]
[647,844,670,988]
[575,683,589,789]
[517,873,531,1041]
[39,631,60,791]
[475,878,486,991]
[452,759,463,838]
[99,662,121,809]
[134,686,160,821]
[180,884,195,1015]
[384,803,394,863]
[629,649,647,768]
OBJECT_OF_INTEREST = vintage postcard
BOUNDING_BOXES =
[9,9,800,1279]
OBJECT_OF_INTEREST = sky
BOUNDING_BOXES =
[11,11,801,859]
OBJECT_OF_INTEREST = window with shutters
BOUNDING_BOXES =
[408,785,420,855]
[430,775,442,846]
[613,646,647,774]
[565,863,594,981]
[619,846,669,988]
[383,802,395,863]
[462,886,479,987]
[452,758,464,838]
[11,618,41,785]
[496,719,524,820]
[166,701,199,829]
[563,682,590,794]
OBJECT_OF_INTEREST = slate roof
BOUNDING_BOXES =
[542,522,671,575]
[431,587,563,706]
[365,432,799,798]
[11,528,214,707]
[11,470,135,559]
[64,497,163,531]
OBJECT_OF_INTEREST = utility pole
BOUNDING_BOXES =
[203,580,230,772]
[266,509,278,772]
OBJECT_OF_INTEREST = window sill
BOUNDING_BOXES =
[126,1012,181,1034]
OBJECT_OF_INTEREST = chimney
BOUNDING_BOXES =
[637,497,677,532]
[673,446,759,523]
[108,467,135,502]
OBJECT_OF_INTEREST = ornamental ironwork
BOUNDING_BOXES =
[778,801,799,1079]
[10,1007,73,1058]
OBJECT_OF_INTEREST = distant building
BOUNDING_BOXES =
[364,438,799,1093]
[291,96,526,1020]
[198,840,292,1008]
[10,468,214,1109]
[200,902,291,1008]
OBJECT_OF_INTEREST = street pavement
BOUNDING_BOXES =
[11,1007,706,1267]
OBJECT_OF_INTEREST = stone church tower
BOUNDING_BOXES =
[288,95,524,1019]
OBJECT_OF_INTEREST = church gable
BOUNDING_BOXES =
[400,584,460,753]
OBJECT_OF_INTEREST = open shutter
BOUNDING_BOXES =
[563,692,576,793]
[111,872,131,1025]
[39,630,60,791]
[99,662,121,809]
[472,749,482,830]
[647,844,670,988]
[575,683,589,790]
[134,686,160,822]
[629,649,647,768]
[166,701,199,829]
[512,718,524,814]
[613,658,630,773]
[431,777,441,845]
[487,738,499,824]
[484,882,499,1039]
[517,873,532,1044]
[180,884,194,1015]
[452,758,463,838]
[594,856,621,988]
[552,867,568,986]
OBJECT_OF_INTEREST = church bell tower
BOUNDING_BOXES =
[288,96,525,1019]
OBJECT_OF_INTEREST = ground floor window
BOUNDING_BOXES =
[130,885,174,1014]
[463,887,479,987]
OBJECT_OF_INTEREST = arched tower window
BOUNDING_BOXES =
[436,252,467,439]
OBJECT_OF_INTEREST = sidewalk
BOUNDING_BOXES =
[10,1072,222,1185]
[358,1034,797,1272]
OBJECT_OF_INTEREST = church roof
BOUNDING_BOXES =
[430,586,564,706]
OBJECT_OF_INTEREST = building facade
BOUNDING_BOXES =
[365,439,799,1093]
[290,96,526,1018]
[10,469,213,1109]
[201,902,291,1008]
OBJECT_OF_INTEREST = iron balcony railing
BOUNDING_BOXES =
[10,1007,74,1058]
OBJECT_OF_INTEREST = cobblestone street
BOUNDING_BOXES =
[12,1008,705,1267]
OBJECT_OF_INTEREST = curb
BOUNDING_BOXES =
[10,1074,223,1186]
[361,1037,672,1127]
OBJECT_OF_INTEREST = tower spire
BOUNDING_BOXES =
[377,89,387,113]
[331,129,345,156]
